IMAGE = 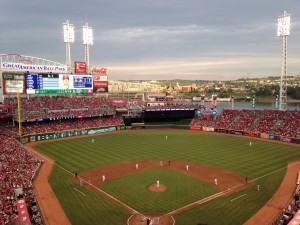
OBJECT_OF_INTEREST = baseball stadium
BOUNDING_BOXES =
[0,53,300,225]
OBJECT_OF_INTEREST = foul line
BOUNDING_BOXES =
[26,145,300,220]
[25,146,139,215]
[231,194,247,202]
[74,188,86,196]
[164,161,300,216]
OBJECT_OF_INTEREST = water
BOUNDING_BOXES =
[216,102,300,112]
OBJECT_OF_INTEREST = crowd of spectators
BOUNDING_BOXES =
[272,110,300,138]
[0,96,127,224]
[0,135,42,224]
[231,110,262,132]
[190,109,300,139]
[0,115,124,137]
[272,182,300,224]
[191,114,216,127]
[214,110,240,129]
[250,110,286,134]
[4,96,117,121]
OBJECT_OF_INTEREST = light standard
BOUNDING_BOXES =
[83,23,93,74]
[277,11,291,110]
[63,20,74,73]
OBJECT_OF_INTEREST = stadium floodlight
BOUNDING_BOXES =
[83,23,93,74]
[63,20,74,73]
[277,13,290,37]
[83,24,93,45]
[277,11,290,111]
[63,20,75,43]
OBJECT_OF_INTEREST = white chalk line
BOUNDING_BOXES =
[165,161,300,216]
[26,146,300,220]
[231,194,247,202]
[74,188,86,196]
[26,146,139,215]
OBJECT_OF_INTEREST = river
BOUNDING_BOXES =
[215,102,300,112]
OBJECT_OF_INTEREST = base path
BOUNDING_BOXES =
[244,161,300,225]
[31,152,71,225]
[25,131,300,225]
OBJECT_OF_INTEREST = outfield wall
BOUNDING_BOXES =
[17,125,126,143]
[191,126,300,144]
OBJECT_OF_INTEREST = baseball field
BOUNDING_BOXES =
[31,129,300,225]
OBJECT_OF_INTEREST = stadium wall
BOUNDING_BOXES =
[17,125,126,143]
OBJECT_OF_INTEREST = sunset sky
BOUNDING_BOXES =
[1,0,300,80]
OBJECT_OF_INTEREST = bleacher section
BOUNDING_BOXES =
[190,109,300,143]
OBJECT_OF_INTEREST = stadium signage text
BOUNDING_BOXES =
[91,67,107,75]
[2,62,67,72]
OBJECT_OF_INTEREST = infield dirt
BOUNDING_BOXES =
[26,131,300,225]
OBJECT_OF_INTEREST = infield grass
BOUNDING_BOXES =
[101,168,218,212]
[34,129,300,225]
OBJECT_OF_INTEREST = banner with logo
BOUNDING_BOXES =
[110,99,128,105]
[2,73,25,94]
[91,67,107,75]
[93,75,108,93]
[17,198,30,223]
[75,61,87,74]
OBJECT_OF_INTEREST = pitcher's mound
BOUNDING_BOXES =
[148,184,167,192]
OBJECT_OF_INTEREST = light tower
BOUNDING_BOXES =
[63,20,75,73]
[83,23,93,74]
[277,11,291,110]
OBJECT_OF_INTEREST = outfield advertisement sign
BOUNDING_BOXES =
[19,126,123,143]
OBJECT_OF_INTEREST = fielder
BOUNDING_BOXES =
[136,163,139,170]
[214,178,218,186]
[186,165,189,171]
[102,175,106,182]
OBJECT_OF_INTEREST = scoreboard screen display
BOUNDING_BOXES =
[25,73,93,94]
[26,74,59,90]
[59,74,92,89]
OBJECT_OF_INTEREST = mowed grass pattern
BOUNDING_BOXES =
[101,168,218,212]
[34,130,300,225]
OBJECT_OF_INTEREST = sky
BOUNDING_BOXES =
[1,0,300,81]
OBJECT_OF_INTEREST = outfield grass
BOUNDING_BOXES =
[34,130,300,225]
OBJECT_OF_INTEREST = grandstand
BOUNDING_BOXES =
[191,108,300,143]
[0,54,300,225]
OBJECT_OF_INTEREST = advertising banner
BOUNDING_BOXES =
[91,67,107,75]
[93,75,108,93]
[75,61,87,74]
[110,99,128,105]
[2,73,25,94]
[203,127,215,132]
[1,62,67,72]
[21,126,118,142]
[17,198,30,223]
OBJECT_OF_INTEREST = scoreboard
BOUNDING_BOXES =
[25,73,93,94]
[26,74,59,90]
